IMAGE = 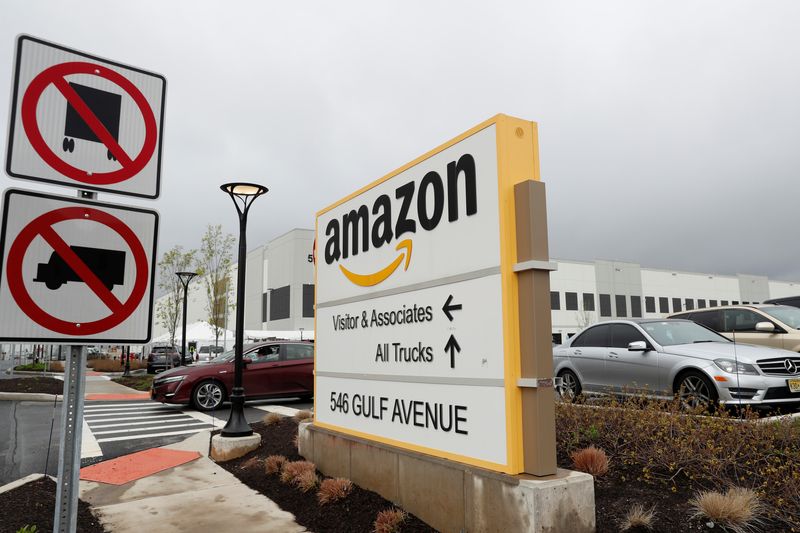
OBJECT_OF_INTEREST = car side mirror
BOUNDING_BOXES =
[628,341,649,351]
[755,321,775,333]
[243,356,253,366]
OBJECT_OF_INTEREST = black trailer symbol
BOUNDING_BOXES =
[62,82,122,161]
[34,246,126,291]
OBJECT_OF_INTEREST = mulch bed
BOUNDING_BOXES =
[558,449,786,532]
[0,477,106,533]
[223,416,788,533]
[0,377,63,395]
[217,418,436,533]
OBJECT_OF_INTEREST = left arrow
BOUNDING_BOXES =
[444,334,461,369]
[442,294,462,321]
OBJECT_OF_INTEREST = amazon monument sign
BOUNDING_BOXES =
[315,115,545,473]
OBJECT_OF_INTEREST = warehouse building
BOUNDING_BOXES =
[152,229,799,345]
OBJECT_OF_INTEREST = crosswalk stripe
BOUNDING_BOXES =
[83,405,170,413]
[86,413,187,423]
[96,428,212,443]
[89,417,198,429]
[85,402,159,408]
[92,421,211,436]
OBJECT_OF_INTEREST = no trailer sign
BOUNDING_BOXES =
[5,35,166,199]
[0,189,158,343]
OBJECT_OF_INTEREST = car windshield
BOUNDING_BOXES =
[209,349,235,364]
[760,306,800,329]
[640,321,730,346]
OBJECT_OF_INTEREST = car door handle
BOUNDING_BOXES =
[609,352,619,358]
[574,349,582,355]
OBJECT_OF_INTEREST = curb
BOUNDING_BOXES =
[4,370,65,377]
[0,473,55,495]
[0,392,62,402]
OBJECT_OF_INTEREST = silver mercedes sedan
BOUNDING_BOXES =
[553,319,800,408]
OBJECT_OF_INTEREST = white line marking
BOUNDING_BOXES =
[93,422,211,435]
[85,402,160,408]
[84,408,174,416]
[85,413,187,423]
[96,428,212,443]
[89,417,198,429]
[84,404,169,412]
[80,418,102,459]
[252,405,306,417]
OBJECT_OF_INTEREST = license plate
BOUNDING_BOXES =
[788,379,800,393]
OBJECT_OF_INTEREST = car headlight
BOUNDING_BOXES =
[714,359,759,375]
[156,375,186,385]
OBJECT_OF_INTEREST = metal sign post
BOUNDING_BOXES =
[54,344,86,533]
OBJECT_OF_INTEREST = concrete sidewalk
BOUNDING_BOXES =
[84,374,150,400]
[80,430,306,532]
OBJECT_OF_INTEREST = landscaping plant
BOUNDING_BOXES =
[689,487,765,533]
[373,508,407,533]
[619,503,655,531]
[263,412,282,426]
[318,478,353,505]
[556,396,800,529]
[264,455,287,475]
[571,445,609,477]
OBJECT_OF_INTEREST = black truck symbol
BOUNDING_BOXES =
[34,246,126,291]
[62,82,122,161]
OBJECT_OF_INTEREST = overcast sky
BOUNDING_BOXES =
[2,1,799,284]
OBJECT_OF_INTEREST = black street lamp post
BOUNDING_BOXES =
[220,182,268,437]
[176,271,198,367]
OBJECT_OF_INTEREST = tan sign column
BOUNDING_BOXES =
[514,179,557,476]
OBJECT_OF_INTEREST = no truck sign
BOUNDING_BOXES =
[0,189,158,343]
[5,35,166,198]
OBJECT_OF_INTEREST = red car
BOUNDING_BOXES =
[150,341,314,411]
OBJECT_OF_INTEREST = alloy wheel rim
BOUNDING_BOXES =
[560,373,576,400]
[197,383,222,409]
[680,376,711,409]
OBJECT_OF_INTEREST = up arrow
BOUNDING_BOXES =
[444,334,461,369]
[442,294,462,321]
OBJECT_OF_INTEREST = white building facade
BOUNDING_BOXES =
[151,228,315,344]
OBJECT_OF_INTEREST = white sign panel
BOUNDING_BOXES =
[0,189,158,343]
[316,124,514,469]
[5,35,165,199]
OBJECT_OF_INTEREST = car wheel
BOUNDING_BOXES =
[146,365,155,374]
[193,380,225,411]
[676,371,718,411]
[557,369,582,402]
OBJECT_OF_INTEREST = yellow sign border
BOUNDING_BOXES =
[314,114,540,475]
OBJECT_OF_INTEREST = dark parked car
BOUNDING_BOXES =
[146,345,181,374]
[150,341,314,411]
[764,296,800,309]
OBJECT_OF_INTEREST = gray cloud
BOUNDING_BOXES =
[1,1,798,284]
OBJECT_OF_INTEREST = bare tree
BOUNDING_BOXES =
[576,309,595,330]
[156,246,197,347]
[196,225,235,350]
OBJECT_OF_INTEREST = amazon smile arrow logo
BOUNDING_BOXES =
[339,239,412,287]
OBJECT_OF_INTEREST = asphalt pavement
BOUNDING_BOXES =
[0,395,313,485]
[0,399,62,485]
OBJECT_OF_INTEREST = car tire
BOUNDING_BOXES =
[676,371,718,411]
[557,369,582,402]
[146,365,155,374]
[192,380,225,411]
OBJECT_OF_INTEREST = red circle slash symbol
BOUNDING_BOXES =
[6,207,149,335]
[20,61,157,185]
